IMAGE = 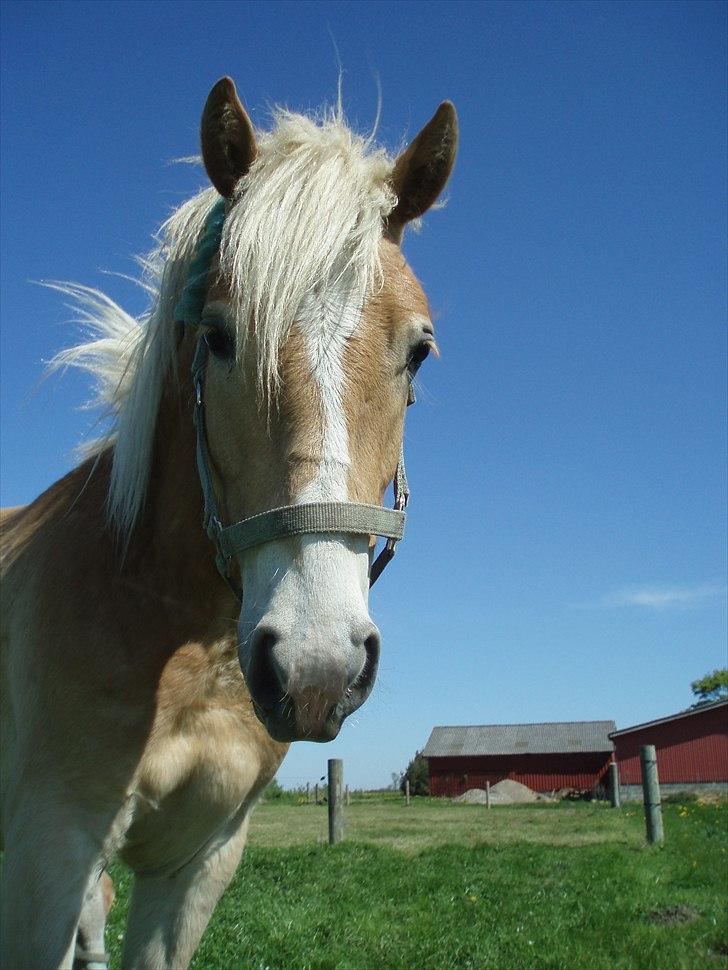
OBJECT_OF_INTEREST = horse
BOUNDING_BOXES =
[73,871,115,970]
[0,76,457,969]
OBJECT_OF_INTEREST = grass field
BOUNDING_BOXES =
[105,798,727,969]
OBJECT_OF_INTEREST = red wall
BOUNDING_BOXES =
[613,704,728,784]
[427,753,612,796]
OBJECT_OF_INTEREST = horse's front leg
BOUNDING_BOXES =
[121,811,251,970]
[0,789,107,970]
[73,870,115,970]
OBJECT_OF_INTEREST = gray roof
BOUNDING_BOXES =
[422,721,616,757]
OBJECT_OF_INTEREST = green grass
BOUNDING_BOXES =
[105,800,728,969]
[248,797,639,850]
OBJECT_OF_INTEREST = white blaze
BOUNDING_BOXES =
[296,274,360,504]
[237,272,373,696]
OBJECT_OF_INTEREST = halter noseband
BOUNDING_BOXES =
[176,198,412,601]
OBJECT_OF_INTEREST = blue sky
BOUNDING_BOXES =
[1,1,726,789]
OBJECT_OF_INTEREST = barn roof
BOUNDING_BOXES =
[609,698,727,738]
[422,721,616,757]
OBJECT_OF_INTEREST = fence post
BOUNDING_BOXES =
[486,780,491,809]
[608,762,621,808]
[640,745,664,844]
[405,780,411,806]
[314,783,318,805]
[345,784,350,807]
[306,782,311,804]
[328,759,344,844]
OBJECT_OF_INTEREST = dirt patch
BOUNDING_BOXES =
[647,905,700,925]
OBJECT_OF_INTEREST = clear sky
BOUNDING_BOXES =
[1,1,726,789]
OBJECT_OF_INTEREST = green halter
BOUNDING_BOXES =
[177,197,410,600]
[174,198,227,326]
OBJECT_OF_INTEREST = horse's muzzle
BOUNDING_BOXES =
[240,623,380,742]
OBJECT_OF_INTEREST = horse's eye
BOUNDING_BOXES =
[407,341,431,376]
[204,326,235,361]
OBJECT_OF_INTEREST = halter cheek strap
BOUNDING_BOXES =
[178,198,412,600]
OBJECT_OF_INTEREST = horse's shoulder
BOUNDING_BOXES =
[118,638,286,870]
[141,636,286,795]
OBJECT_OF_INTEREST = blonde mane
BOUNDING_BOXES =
[50,108,396,537]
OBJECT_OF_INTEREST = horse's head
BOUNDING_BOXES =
[192,78,457,742]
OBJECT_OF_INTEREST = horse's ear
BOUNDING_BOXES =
[201,77,257,198]
[387,102,458,243]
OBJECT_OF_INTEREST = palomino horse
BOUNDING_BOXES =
[0,77,457,969]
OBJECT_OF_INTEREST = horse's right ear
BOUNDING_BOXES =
[387,102,458,243]
[201,77,257,198]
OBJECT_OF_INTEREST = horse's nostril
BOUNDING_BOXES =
[349,626,380,694]
[251,625,279,655]
[247,625,286,709]
[364,630,380,660]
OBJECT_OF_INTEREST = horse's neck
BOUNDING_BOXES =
[121,365,236,630]
[2,342,237,648]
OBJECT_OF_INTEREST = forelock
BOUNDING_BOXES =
[219,108,397,394]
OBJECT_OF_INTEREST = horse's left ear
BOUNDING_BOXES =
[387,102,458,243]
[201,76,257,198]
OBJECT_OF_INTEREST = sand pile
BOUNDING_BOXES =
[490,779,539,803]
[457,788,510,805]
[455,779,539,805]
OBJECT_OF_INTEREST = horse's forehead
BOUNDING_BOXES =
[375,239,431,321]
[206,239,429,318]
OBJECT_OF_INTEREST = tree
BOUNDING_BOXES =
[263,777,286,800]
[691,668,728,705]
[400,751,429,797]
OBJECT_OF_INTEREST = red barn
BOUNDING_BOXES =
[422,721,615,797]
[610,699,728,800]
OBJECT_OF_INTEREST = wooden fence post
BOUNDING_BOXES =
[345,784,350,806]
[608,762,621,808]
[314,783,318,805]
[306,782,311,804]
[328,759,344,844]
[405,780,411,806]
[486,780,491,809]
[640,745,664,844]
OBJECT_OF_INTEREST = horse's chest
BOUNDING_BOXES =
[120,701,283,871]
